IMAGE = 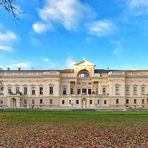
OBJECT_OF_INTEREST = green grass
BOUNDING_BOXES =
[1,111,148,127]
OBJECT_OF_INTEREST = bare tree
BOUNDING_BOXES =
[0,0,21,19]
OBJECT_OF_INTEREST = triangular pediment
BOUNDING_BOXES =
[74,59,95,66]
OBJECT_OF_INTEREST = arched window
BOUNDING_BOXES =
[78,70,90,78]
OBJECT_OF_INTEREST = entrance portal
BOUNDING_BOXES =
[82,98,87,109]
[10,98,16,108]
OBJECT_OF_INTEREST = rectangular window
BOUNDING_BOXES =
[8,87,12,94]
[76,100,79,104]
[97,100,99,104]
[0,100,3,104]
[24,87,27,95]
[102,87,106,95]
[62,100,65,104]
[82,89,87,95]
[90,100,92,104]
[88,89,91,95]
[126,99,129,104]
[77,89,81,95]
[49,99,53,104]
[63,88,66,95]
[115,86,120,95]
[133,87,137,95]
[116,99,119,104]
[40,99,43,104]
[32,87,35,95]
[141,86,145,95]
[70,88,74,95]
[39,87,43,95]
[142,99,144,104]
[96,88,98,94]
[134,99,137,104]
[49,87,53,95]
[16,87,19,93]
[104,100,107,105]
[125,86,129,95]
[32,99,35,104]
[69,100,71,104]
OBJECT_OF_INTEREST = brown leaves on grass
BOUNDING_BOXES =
[0,124,148,148]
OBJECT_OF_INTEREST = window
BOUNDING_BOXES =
[97,100,99,104]
[40,99,43,104]
[96,88,98,94]
[62,100,65,104]
[78,73,90,78]
[116,99,119,104]
[0,87,3,91]
[0,100,3,104]
[104,100,107,104]
[16,87,20,94]
[76,100,79,104]
[134,99,137,104]
[32,87,35,95]
[24,87,27,95]
[142,99,144,104]
[115,86,120,95]
[125,86,129,95]
[32,99,35,104]
[102,87,106,95]
[88,89,91,95]
[141,86,145,95]
[69,100,71,104]
[70,88,74,95]
[63,88,67,95]
[49,99,53,104]
[8,87,12,94]
[49,87,53,95]
[82,89,87,95]
[133,86,137,95]
[126,99,129,104]
[90,100,92,104]
[39,87,43,95]
[77,89,81,95]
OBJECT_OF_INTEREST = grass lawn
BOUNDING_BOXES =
[1,111,148,147]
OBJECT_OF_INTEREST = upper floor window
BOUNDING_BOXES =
[63,88,67,95]
[133,86,137,95]
[31,86,35,95]
[39,87,43,95]
[24,87,27,95]
[125,86,129,95]
[115,85,120,95]
[8,87,12,94]
[141,86,145,95]
[102,87,106,95]
[16,87,20,94]
[70,88,74,95]
[49,86,53,95]
[78,70,90,78]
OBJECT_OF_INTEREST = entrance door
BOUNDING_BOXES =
[10,98,16,108]
[82,98,87,109]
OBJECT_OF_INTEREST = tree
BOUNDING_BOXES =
[0,0,21,19]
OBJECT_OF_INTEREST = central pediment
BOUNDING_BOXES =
[74,59,95,66]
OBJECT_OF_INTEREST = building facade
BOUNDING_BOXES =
[0,59,148,110]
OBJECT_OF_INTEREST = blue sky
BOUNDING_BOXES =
[0,0,148,70]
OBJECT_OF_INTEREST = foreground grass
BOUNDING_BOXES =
[1,111,148,147]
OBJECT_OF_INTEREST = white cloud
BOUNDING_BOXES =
[32,22,52,33]
[33,0,95,32]
[0,45,14,52]
[127,0,148,15]
[44,58,49,62]
[0,31,17,52]
[65,57,76,68]
[111,40,123,55]
[87,20,115,37]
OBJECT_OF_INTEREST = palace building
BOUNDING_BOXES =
[0,59,148,110]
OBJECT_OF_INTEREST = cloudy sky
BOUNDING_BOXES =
[0,0,148,70]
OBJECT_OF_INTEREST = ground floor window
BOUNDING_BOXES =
[62,100,65,104]
[0,100,3,104]
[49,99,53,104]
[142,99,144,104]
[40,99,43,104]
[32,99,35,104]
[104,100,107,104]
[126,99,129,104]
[134,99,137,104]
[90,100,92,104]
[69,100,71,104]
[76,100,79,104]
[97,100,99,104]
[116,99,119,104]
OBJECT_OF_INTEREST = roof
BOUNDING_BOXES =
[74,59,95,66]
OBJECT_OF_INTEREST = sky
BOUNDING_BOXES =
[0,0,148,70]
